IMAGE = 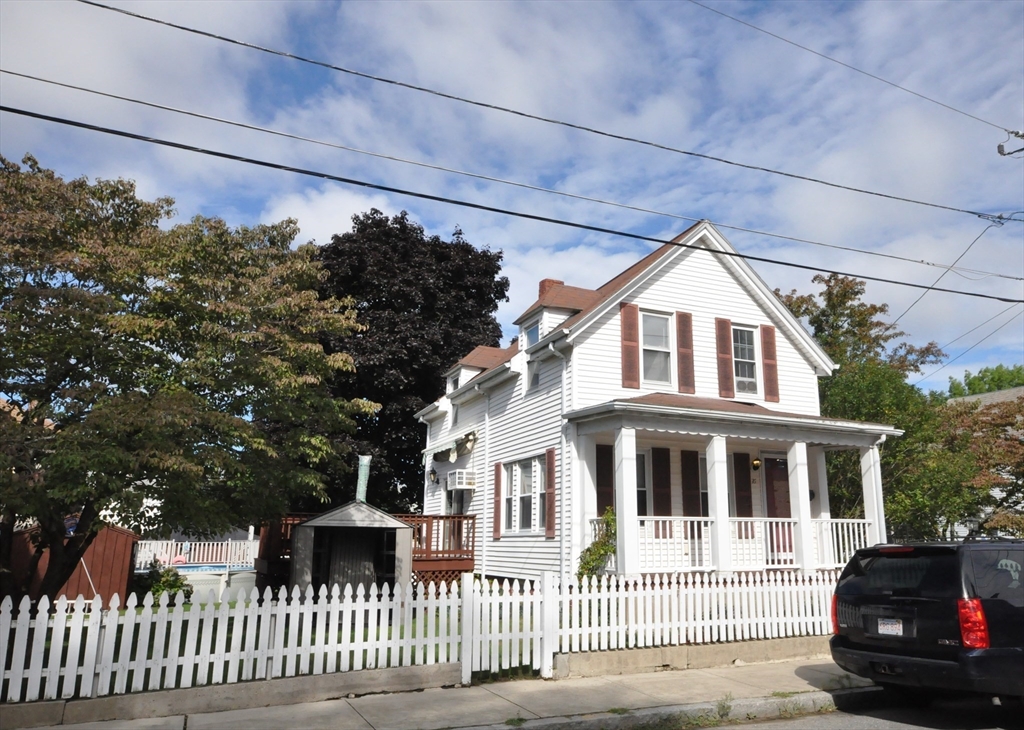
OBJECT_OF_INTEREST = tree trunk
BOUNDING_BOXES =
[36,508,99,602]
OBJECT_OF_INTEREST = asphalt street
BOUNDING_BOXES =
[729,696,1023,730]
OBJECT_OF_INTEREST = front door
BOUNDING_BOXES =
[763,457,794,563]
[764,457,790,518]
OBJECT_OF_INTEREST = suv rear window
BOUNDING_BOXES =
[839,552,960,597]
[970,548,1023,605]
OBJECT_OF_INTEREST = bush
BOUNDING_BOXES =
[577,507,616,579]
[132,560,194,603]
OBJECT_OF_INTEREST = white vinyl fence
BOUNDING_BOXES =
[2,570,838,704]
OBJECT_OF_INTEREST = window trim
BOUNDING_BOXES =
[640,311,673,386]
[502,455,547,534]
[732,325,759,395]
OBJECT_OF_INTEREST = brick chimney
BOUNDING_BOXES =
[538,279,563,299]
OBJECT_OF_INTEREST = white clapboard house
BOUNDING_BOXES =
[415,221,900,581]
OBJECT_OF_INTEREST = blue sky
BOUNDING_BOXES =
[2,0,1022,395]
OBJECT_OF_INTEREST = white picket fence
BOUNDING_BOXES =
[1,570,838,704]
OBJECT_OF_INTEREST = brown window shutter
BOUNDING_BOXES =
[596,444,614,515]
[733,453,753,517]
[620,302,640,389]
[715,318,735,398]
[676,312,695,394]
[545,448,557,538]
[680,450,702,516]
[652,447,672,516]
[493,462,502,540]
[761,325,780,403]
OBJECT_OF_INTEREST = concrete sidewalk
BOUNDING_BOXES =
[28,658,875,730]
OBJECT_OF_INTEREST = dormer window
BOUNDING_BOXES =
[447,374,460,393]
[525,321,541,348]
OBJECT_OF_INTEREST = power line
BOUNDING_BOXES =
[74,0,1016,224]
[890,222,1003,325]
[937,303,1022,351]
[4,104,1022,307]
[6,68,1019,284]
[686,0,1012,133]
[914,306,1024,386]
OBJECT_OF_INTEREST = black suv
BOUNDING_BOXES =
[830,538,1024,702]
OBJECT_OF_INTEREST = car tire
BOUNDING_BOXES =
[877,683,938,707]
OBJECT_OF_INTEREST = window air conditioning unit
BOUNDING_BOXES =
[447,469,477,490]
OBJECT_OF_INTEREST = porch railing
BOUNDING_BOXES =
[730,518,798,568]
[135,539,259,571]
[812,518,871,568]
[636,517,713,571]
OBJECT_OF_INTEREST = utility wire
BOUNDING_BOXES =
[6,68,1019,284]
[937,303,1022,351]
[75,0,1015,224]
[686,0,1013,133]
[914,306,1024,386]
[890,222,1004,325]
[4,104,1022,306]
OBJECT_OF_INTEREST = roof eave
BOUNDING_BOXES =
[565,400,903,438]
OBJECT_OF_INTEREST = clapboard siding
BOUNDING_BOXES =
[574,248,821,415]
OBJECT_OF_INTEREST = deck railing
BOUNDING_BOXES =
[135,539,259,571]
[394,515,476,561]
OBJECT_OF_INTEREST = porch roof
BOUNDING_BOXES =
[566,393,902,444]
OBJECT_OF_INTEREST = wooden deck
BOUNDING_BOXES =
[393,514,476,585]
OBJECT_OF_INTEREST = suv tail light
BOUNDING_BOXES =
[957,598,989,649]
[831,594,839,635]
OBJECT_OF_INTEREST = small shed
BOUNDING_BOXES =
[289,501,413,593]
[11,524,139,606]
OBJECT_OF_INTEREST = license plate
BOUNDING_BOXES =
[877,618,903,636]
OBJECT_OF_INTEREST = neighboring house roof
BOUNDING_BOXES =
[948,386,1024,407]
[567,393,902,438]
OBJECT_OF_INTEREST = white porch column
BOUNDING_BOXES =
[706,435,732,573]
[787,442,817,571]
[860,445,886,544]
[614,427,639,574]
[574,431,595,571]
[809,446,830,519]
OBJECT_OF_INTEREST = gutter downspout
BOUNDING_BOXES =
[476,384,490,580]
[548,344,569,579]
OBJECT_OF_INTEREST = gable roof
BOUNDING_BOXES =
[298,501,412,530]
[448,220,835,385]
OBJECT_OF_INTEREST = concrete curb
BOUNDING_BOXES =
[0,664,460,730]
[458,687,885,730]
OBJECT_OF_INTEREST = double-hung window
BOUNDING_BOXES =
[732,327,758,394]
[636,452,650,517]
[504,456,546,533]
[641,313,671,384]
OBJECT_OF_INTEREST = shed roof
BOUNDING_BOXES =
[297,501,413,530]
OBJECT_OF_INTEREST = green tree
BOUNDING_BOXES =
[777,274,984,539]
[314,210,509,513]
[948,364,1024,397]
[0,155,374,601]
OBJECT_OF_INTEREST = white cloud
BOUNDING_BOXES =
[1,0,1021,385]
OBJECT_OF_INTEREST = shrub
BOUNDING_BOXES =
[577,507,616,579]
[132,560,194,603]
